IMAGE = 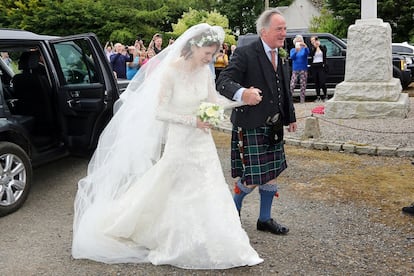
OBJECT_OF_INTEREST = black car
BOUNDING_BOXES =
[392,42,414,83]
[0,29,121,216]
[237,32,412,93]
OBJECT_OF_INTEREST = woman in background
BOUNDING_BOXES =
[289,34,309,103]
[310,36,328,102]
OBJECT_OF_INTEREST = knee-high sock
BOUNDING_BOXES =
[259,189,275,222]
[233,179,253,212]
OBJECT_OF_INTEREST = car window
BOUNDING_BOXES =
[53,39,99,85]
[392,45,413,54]
[319,38,342,57]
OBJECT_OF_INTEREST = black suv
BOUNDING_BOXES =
[237,32,412,92]
[0,29,121,216]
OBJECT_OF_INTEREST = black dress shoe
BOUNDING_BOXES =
[402,203,414,215]
[257,218,289,235]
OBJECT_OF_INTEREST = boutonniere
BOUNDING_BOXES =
[278,48,288,64]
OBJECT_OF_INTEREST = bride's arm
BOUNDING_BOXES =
[155,68,197,127]
[206,70,245,110]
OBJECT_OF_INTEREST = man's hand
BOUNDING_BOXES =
[287,122,297,132]
[242,87,262,105]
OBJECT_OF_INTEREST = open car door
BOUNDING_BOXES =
[49,34,119,154]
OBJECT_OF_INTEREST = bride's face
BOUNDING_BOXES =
[191,45,218,67]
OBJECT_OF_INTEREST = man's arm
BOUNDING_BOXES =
[216,48,262,106]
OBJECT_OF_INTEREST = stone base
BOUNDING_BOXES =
[333,79,402,102]
[325,93,410,118]
[302,117,320,139]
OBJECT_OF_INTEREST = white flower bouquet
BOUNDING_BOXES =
[197,102,225,126]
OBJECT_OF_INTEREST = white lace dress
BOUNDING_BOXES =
[72,60,263,269]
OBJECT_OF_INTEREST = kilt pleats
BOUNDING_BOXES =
[231,126,287,185]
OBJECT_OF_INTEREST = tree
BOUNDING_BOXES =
[0,0,218,46]
[212,0,292,35]
[317,0,414,42]
[171,8,236,45]
[309,7,345,37]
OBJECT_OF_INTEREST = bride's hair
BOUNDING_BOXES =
[181,29,222,58]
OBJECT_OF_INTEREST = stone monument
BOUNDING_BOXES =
[324,0,410,118]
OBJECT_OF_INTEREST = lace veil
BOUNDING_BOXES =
[73,24,225,241]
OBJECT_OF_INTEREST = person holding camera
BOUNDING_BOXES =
[110,43,131,79]
[148,33,163,54]
[289,34,309,103]
[214,46,229,79]
[310,36,328,102]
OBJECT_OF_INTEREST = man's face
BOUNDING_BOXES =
[261,14,287,49]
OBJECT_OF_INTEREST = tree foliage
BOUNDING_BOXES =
[2,0,413,46]
[171,8,236,45]
[0,0,216,46]
[316,0,414,42]
[212,0,292,35]
[309,7,343,36]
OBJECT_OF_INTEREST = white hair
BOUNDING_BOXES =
[256,8,282,36]
[293,35,304,44]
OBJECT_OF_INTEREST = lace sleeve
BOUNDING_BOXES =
[155,68,197,127]
[207,71,243,110]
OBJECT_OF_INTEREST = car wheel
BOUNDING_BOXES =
[0,142,32,217]
[392,66,409,89]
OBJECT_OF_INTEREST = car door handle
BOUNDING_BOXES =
[67,99,80,108]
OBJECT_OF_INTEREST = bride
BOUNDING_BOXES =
[71,23,263,269]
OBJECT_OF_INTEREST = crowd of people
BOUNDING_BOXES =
[102,28,334,105]
[105,33,236,82]
[105,33,174,80]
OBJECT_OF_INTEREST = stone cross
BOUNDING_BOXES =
[361,0,377,19]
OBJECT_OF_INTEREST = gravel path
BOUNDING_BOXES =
[2,149,412,276]
[1,95,413,275]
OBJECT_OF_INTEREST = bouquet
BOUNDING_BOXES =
[197,102,225,126]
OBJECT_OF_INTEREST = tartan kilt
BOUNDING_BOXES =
[231,126,287,185]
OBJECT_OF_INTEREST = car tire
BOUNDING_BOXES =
[0,142,32,217]
[392,66,409,89]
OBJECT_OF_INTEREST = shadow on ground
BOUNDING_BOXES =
[212,130,414,233]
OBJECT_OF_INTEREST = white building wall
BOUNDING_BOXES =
[277,0,321,31]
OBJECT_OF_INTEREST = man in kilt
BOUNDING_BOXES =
[216,9,297,235]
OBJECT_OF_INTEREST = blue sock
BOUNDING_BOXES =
[259,189,275,222]
[234,191,247,212]
[233,179,253,212]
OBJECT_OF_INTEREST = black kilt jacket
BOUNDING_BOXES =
[216,38,296,129]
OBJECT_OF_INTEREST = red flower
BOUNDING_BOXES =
[234,182,241,194]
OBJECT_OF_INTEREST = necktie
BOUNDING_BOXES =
[270,49,277,71]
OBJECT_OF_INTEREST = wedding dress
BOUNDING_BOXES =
[71,24,263,269]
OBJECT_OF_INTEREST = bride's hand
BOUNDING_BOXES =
[196,118,212,132]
